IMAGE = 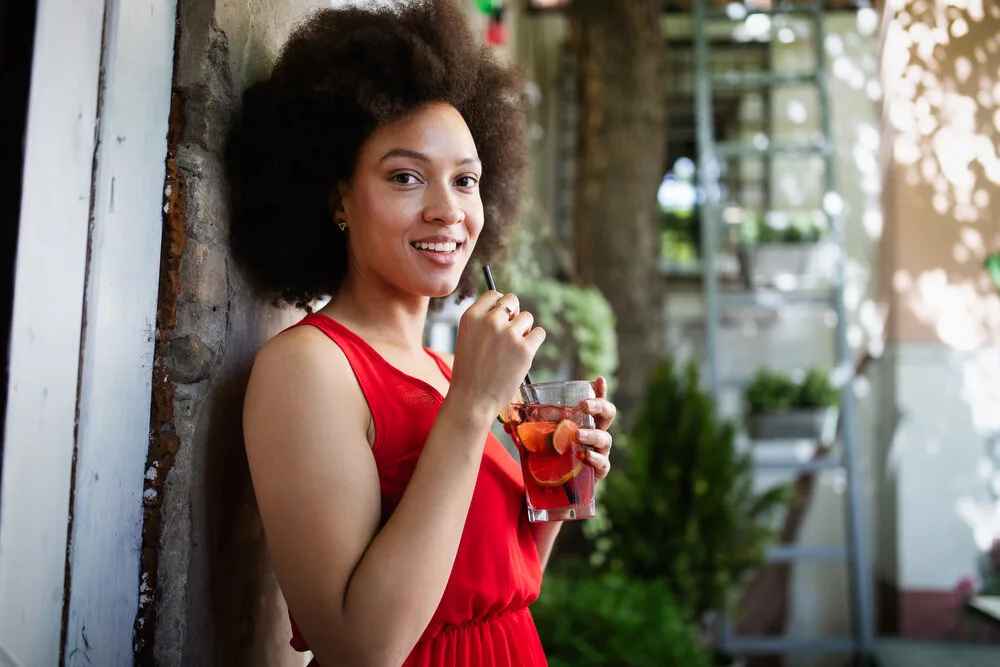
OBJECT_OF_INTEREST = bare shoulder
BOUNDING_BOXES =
[250,324,349,386]
[246,325,363,427]
[243,323,371,480]
[242,323,383,638]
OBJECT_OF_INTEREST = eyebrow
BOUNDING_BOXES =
[379,148,481,168]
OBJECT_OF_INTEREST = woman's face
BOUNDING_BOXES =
[338,102,484,300]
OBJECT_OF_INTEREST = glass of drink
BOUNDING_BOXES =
[501,380,596,522]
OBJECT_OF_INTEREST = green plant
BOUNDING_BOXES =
[661,209,701,263]
[532,570,713,667]
[979,539,1000,596]
[985,252,1000,296]
[744,367,839,414]
[495,222,619,389]
[741,210,824,245]
[744,369,799,414]
[795,367,840,409]
[591,357,787,621]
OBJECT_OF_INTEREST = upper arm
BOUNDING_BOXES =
[243,326,380,657]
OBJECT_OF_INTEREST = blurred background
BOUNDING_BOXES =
[2,0,1000,666]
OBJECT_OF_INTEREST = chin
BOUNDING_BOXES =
[425,283,460,299]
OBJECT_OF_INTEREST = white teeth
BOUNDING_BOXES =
[413,241,457,252]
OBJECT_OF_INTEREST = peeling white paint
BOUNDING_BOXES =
[0,1,105,665]
[62,0,178,665]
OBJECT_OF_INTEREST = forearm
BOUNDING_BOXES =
[336,394,494,664]
[530,520,564,572]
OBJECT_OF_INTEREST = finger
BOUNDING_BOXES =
[593,376,608,400]
[580,397,617,432]
[467,290,504,317]
[508,310,534,336]
[500,292,520,313]
[489,293,520,322]
[522,326,546,353]
[577,427,612,456]
[583,450,611,481]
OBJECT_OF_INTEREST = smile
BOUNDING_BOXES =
[410,241,459,253]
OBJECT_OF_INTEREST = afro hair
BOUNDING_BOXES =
[224,0,530,310]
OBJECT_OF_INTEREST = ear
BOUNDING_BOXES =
[327,184,347,220]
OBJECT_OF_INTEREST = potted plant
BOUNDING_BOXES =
[744,367,840,443]
[736,210,837,289]
[587,357,787,665]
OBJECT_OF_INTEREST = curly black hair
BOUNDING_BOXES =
[224,0,529,310]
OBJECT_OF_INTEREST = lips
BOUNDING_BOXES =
[410,241,459,253]
[410,239,463,266]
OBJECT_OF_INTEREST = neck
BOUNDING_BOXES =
[320,268,431,353]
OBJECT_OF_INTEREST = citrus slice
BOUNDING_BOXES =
[498,403,522,425]
[552,419,580,455]
[528,452,583,487]
[516,421,556,454]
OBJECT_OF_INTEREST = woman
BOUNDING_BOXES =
[225,2,616,665]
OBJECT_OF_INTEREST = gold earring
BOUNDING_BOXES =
[337,219,347,231]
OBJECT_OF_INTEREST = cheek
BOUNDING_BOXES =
[360,189,398,220]
[466,205,486,245]
[352,187,410,236]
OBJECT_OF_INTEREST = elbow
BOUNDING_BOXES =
[312,638,414,667]
[361,643,414,667]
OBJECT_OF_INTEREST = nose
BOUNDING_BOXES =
[423,182,465,226]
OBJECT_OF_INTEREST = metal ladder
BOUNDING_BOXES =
[692,0,875,663]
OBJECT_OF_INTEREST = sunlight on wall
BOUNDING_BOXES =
[882,0,1000,597]
[883,0,1000,347]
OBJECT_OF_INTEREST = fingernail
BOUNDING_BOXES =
[577,429,595,443]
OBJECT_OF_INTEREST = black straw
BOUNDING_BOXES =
[482,265,535,398]
[565,479,579,505]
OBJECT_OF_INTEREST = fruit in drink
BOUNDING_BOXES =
[551,419,579,455]
[515,421,556,454]
[504,400,596,520]
[527,451,583,487]
[498,403,521,425]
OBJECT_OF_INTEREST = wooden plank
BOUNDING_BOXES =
[62,0,177,664]
[0,0,107,665]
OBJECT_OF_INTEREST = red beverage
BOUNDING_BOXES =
[502,382,597,522]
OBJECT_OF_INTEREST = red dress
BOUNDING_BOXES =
[287,313,547,666]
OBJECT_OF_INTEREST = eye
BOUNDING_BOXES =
[391,172,420,185]
[456,175,479,188]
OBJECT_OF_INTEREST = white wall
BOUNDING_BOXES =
[890,343,999,591]
[876,0,1000,625]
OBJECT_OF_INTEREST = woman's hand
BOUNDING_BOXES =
[448,290,545,423]
[578,376,616,482]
